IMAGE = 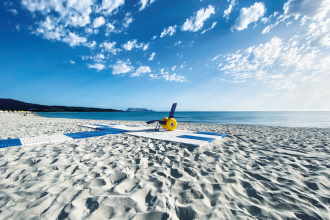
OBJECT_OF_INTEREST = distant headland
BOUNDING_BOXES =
[0,98,122,112]
[126,108,154,112]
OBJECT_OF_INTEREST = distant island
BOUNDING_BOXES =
[126,108,154,112]
[0,98,122,112]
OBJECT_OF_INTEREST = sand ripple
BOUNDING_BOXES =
[0,114,329,219]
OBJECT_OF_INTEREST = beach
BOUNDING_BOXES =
[0,112,329,220]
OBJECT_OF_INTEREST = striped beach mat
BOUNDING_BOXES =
[0,124,227,149]
[88,124,228,147]
[0,138,22,148]
[0,130,126,148]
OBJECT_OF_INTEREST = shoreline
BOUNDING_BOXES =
[34,111,330,130]
[0,112,329,219]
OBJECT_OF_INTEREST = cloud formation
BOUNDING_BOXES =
[262,0,330,35]
[101,0,125,14]
[22,0,94,27]
[182,5,215,32]
[112,60,133,75]
[224,0,237,19]
[160,25,177,38]
[214,0,330,109]
[88,63,105,71]
[17,0,196,82]
[217,34,330,89]
[100,41,120,55]
[201,22,217,34]
[122,40,149,51]
[150,68,186,82]
[93,16,105,28]
[233,2,266,31]
[139,0,156,11]
[132,66,151,77]
[148,52,156,61]
[20,0,131,49]
[63,32,87,47]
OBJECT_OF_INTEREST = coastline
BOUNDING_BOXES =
[0,112,329,219]
[35,111,330,129]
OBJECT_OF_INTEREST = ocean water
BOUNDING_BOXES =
[37,111,330,128]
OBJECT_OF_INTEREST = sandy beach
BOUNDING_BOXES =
[0,112,329,220]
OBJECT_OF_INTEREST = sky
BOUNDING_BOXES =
[0,0,330,111]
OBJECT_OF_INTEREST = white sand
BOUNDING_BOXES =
[0,112,329,219]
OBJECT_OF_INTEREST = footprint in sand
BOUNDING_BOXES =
[176,205,197,220]
[110,171,128,185]
[86,197,99,213]
[132,211,169,220]
[170,168,183,178]
[90,178,107,188]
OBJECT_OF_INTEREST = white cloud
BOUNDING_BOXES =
[93,16,105,28]
[320,35,330,46]
[261,25,272,34]
[216,37,283,82]
[260,11,284,34]
[106,23,115,32]
[36,17,64,40]
[140,0,156,11]
[66,0,93,26]
[101,0,125,14]
[262,0,330,38]
[233,2,266,31]
[22,0,94,27]
[150,68,186,82]
[201,21,217,34]
[290,0,330,47]
[160,69,186,82]
[21,0,99,48]
[88,63,105,71]
[160,25,176,38]
[100,41,119,54]
[148,52,156,61]
[131,66,151,77]
[69,60,76,64]
[142,43,149,51]
[85,27,98,34]
[86,40,97,48]
[122,40,149,51]
[282,0,330,20]
[122,40,136,51]
[182,5,215,32]
[214,25,330,109]
[63,32,87,47]
[82,53,107,63]
[124,17,133,28]
[89,53,106,63]
[105,23,120,35]
[224,0,237,19]
[123,14,134,28]
[112,60,133,74]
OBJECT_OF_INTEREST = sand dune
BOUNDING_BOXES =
[0,113,329,219]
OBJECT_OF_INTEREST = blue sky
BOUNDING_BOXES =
[1,0,329,110]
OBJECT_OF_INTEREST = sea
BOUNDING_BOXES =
[36,111,330,128]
